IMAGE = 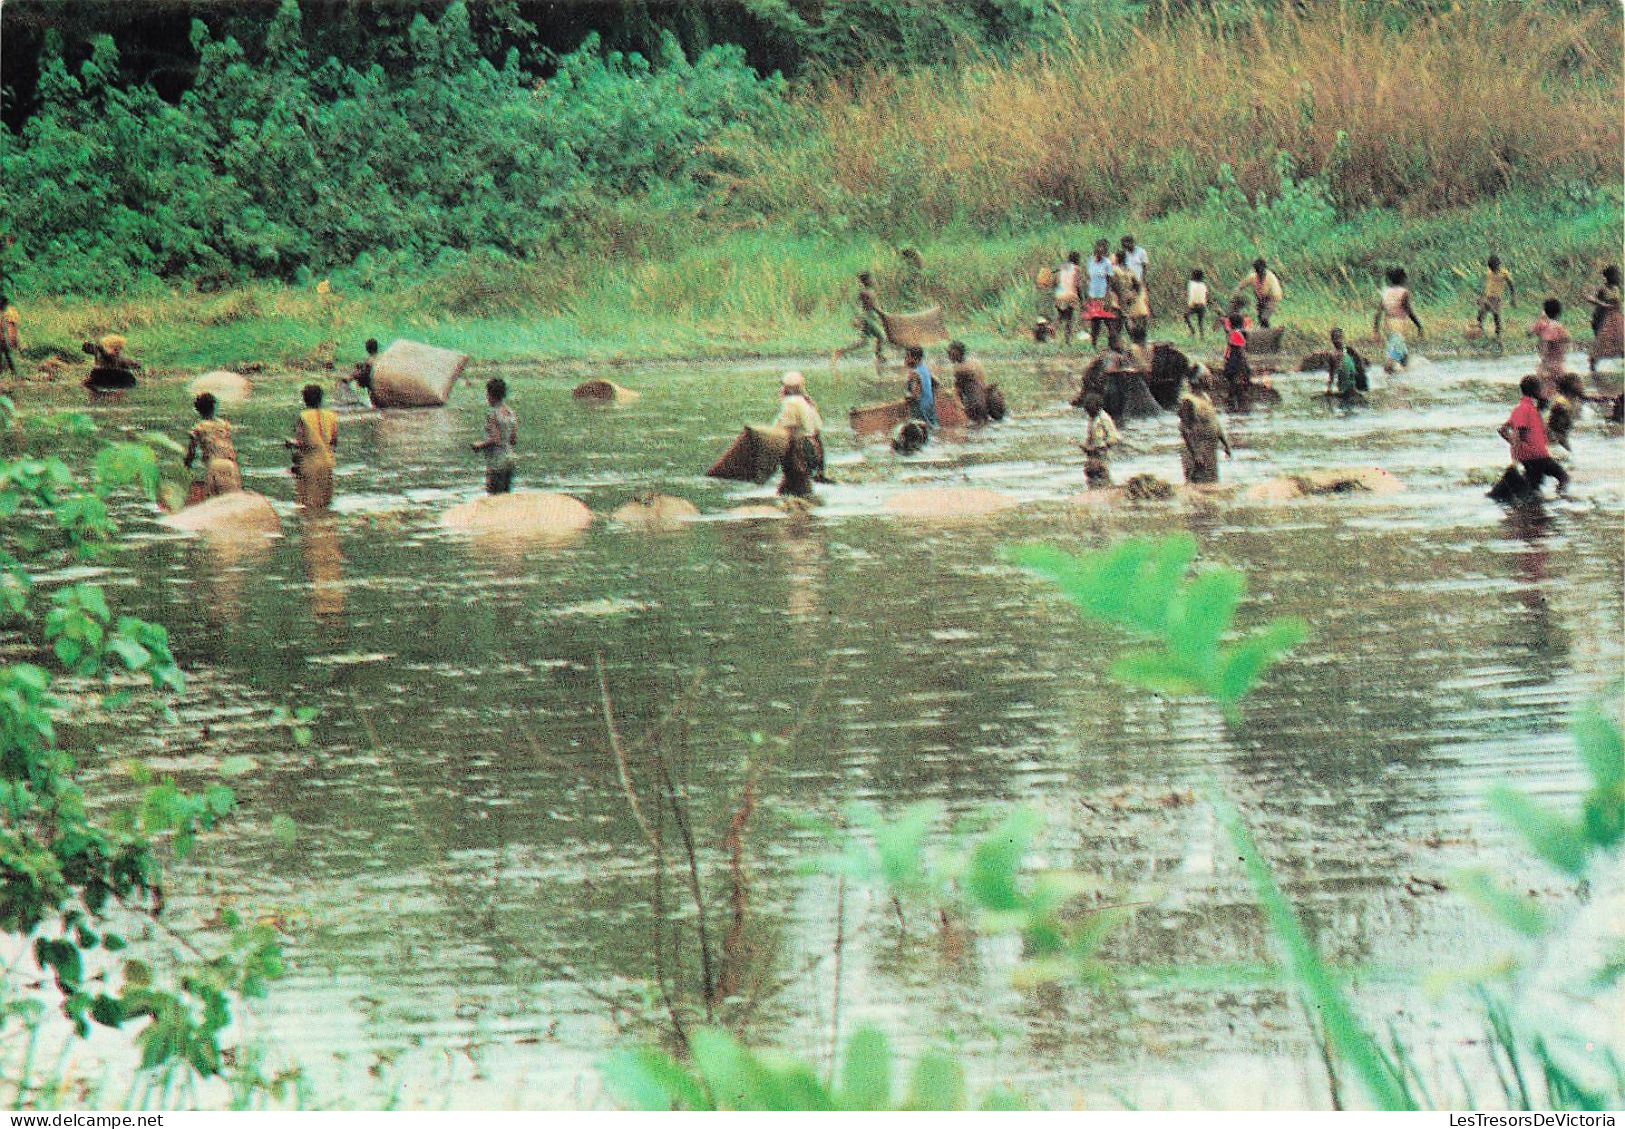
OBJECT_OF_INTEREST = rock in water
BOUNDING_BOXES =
[440,492,593,542]
[572,379,641,403]
[1245,467,1404,502]
[884,487,1019,519]
[611,493,699,529]
[1124,474,1175,501]
[160,491,280,534]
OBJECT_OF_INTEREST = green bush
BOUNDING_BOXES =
[1,0,782,295]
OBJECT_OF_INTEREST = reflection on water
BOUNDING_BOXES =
[7,354,1622,1108]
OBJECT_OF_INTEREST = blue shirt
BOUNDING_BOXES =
[1086,256,1113,300]
[910,362,938,428]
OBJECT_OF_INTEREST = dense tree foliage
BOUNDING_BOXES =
[1,0,781,293]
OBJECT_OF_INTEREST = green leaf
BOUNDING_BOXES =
[1215,618,1310,706]
[1109,648,1204,698]
[1487,786,1589,876]
[1214,794,1413,1110]
[838,1026,891,1110]
[903,1050,965,1111]
[1451,870,1548,938]
[1573,707,1624,792]
[1168,567,1245,663]
[965,807,1040,913]
[600,1048,711,1111]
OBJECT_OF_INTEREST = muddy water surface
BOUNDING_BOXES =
[15,351,1624,1108]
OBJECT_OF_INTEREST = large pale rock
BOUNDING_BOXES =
[1245,466,1404,502]
[884,487,1019,519]
[440,492,593,541]
[370,340,468,408]
[187,370,252,404]
[611,494,699,529]
[572,379,641,403]
[160,491,280,534]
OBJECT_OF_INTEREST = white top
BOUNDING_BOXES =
[1055,263,1081,300]
[1123,245,1148,281]
[1187,280,1209,307]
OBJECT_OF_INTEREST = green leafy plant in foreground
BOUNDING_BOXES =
[605,535,1619,1111]
[796,801,1124,986]
[1,409,284,1093]
[1002,534,1308,720]
[602,1024,1020,1111]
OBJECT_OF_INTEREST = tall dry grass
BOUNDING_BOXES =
[742,4,1622,229]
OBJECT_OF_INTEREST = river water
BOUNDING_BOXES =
[10,351,1624,1109]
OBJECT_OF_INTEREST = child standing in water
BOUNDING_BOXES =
[287,383,339,510]
[471,377,517,494]
[1079,393,1120,487]
[1374,267,1424,370]
[1184,270,1209,338]
[903,345,938,429]
[184,393,242,503]
[1530,298,1572,389]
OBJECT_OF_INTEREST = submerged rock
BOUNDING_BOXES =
[1246,467,1404,502]
[884,486,1019,519]
[160,491,280,535]
[611,493,699,529]
[441,492,593,541]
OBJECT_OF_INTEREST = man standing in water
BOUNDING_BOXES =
[471,377,517,494]
[773,371,824,497]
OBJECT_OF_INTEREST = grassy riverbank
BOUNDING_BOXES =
[13,190,1619,378]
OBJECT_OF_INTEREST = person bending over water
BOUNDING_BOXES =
[1324,327,1370,399]
[338,338,380,406]
[287,383,339,511]
[184,393,242,503]
[470,377,517,494]
[1545,372,1584,457]
[1237,259,1283,328]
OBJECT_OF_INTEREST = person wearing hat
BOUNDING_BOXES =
[773,371,825,497]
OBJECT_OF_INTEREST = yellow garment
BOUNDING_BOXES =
[772,393,823,436]
[1484,266,1513,300]
[2,305,18,349]
[292,408,338,510]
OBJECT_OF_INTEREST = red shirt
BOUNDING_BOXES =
[1505,396,1549,461]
